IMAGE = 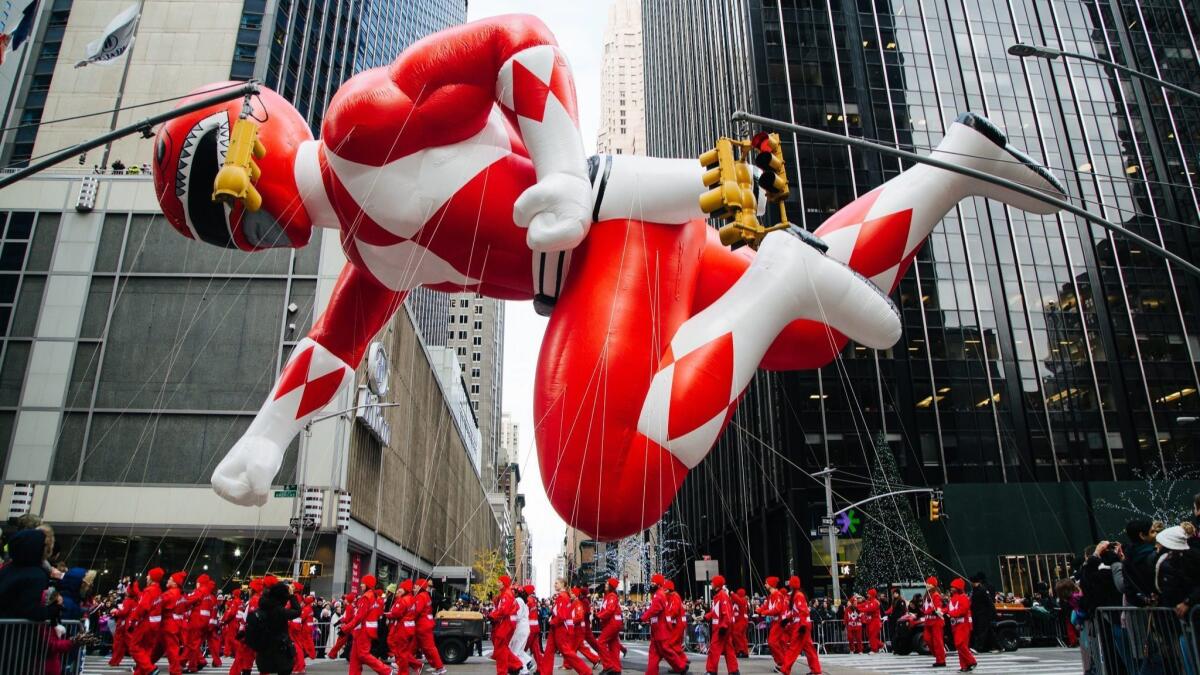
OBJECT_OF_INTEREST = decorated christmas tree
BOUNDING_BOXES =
[854,432,936,592]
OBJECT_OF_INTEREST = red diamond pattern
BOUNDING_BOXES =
[847,208,914,281]
[666,333,735,440]
[274,345,347,420]
[814,187,882,236]
[511,58,577,124]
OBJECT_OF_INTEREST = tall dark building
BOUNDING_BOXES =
[644,0,1200,596]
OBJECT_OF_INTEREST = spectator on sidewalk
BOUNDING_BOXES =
[0,526,54,620]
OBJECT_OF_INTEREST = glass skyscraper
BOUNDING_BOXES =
[644,0,1200,593]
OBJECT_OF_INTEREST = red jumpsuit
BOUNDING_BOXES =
[108,593,138,666]
[207,593,224,667]
[859,595,882,653]
[641,589,688,675]
[704,588,738,674]
[922,592,947,666]
[541,591,590,675]
[328,594,355,659]
[184,586,215,670]
[230,591,260,675]
[388,592,423,672]
[578,595,602,665]
[526,593,544,665]
[413,588,446,670]
[731,592,749,658]
[490,587,522,675]
[666,592,687,664]
[947,592,976,671]
[782,590,820,675]
[219,594,242,665]
[128,582,163,675]
[290,597,315,671]
[154,585,185,675]
[595,589,624,673]
[756,588,788,669]
[843,603,862,654]
[348,589,391,675]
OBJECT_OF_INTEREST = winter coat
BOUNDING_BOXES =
[0,529,51,620]
[1155,549,1200,610]
[58,568,88,620]
[1079,554,1122,617]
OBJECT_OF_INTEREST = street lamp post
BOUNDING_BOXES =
[1008,43,1200,102]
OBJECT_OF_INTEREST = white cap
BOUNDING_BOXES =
[1157,525,1190,551]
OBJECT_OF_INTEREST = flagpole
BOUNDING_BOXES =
[99,0,144,170]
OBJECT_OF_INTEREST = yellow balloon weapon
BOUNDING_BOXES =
[212,93,266,212]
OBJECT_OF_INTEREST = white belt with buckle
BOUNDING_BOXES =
[199,610,211,616]
[365,621,378,628]
[292,618,302,624]
[404,621,416,628]
[149,616,162,623]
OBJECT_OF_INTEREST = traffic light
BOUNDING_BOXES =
[751,132,789,201]
[212,116,266,212]
[299,560,322,577]
[929,499,941,521]
[698,138,745,219]
[698,131,794,251]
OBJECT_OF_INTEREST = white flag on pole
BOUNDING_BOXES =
[75,3,139,68]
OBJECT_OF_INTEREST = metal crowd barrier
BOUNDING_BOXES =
[1084,606,1199,675]
[0,619,85,674]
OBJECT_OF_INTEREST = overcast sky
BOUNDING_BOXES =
[465,0,615,591]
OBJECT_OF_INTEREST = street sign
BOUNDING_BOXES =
[819,516,833,526]
[817,525,836,535]
[275,489,297,498]
[694,558,720,581]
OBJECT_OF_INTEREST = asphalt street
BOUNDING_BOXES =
[86,643,1083,675]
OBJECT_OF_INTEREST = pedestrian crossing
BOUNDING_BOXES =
[819,649,1081,674]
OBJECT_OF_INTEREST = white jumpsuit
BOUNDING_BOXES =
[510,596,534,673]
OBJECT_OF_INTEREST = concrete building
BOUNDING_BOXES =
[643,0,1200,595]
[0,0,501,596]
[500,412,518,464]
[445,293,504,490]
[596,0,644,157]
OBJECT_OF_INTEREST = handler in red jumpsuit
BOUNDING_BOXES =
[388,580,423,674]
[755,577,788,670]
[859,589,882,654]
[595,578,624,674]
[525,585,544,666]
[843,595,863,654]
[664,581,688,667]
[220,587,243,667]
[184,574,216,671]
[287,583,313,673]
[578,588,602,666]
[731,589,749,658]
[154,571,188,675]
[782,577,820,675]
[128,568,164,675]
[327,590,355,660]
[230,578,264,675]
[641,575,689,675]
[346,575,391,675]
[108,583,139,667]
[207,584,224,668]
[540,579,590,675]
[704,575,739,675]
[947,579,977,672]
[569,588,597,668]
[490,575,523,675]
[922,576,948,668]
[413,579,448,674]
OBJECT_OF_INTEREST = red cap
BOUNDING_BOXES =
[664,580,675,591]
[950,578,966,591]
[400,579,414,592]
[926,576,939,588]
[231,588,242,599]
[263,575,278,587]
[524,585,536,595]
[345,591,358,602]
[499,575,512,588]
[607,578,619,588]
[737,588,746,597]
[170,572,187,587]
[764,576,779,588]
[711,575,725,588]
[416,578,429,589]
[788,576,801,590]
[196,574,211,586]
[304,595,315,604]
[293,582,304,593]
[362,575,377,589]
[868,589,877,597]
[249,578,264,592]
[147,568,164,583]
[571,586,583,596]
[651,574,665,586]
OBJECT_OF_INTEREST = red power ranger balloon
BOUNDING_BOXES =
[152,14,1064,539]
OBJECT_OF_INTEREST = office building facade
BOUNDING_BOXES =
[597,0,645,156]
[644,0,1200,595]
[0,0,492,595]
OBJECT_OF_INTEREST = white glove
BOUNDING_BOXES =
[513,172,593,253]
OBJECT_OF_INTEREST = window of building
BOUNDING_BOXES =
[471,368,480,378]
[473,320,482,330]
[473,336,482,346]
[472,352,481,362]
[458,315,467,323]
[458,330,467,339]
[471,384,480,394]
[475,305,483,314]
[457,347,466,356]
